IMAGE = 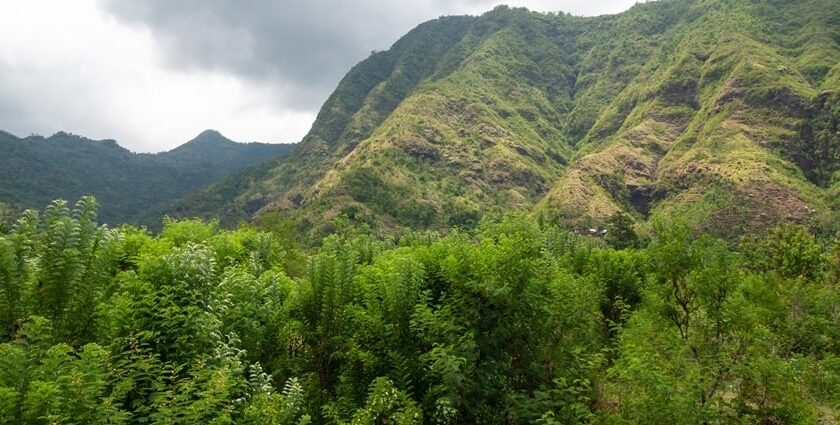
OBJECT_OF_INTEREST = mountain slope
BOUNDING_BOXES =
[0,129,293,225]
[535,0,840,237]
[173,0,840,236]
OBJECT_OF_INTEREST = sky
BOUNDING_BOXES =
[0,0,642,152]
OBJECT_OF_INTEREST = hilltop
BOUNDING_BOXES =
[0,129,293,225]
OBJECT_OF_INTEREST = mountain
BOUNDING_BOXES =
[171,0,840,237]
[533,0,840,238]
[0,129,293,226]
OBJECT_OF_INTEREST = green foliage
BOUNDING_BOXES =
[255,211,309,277]
[742,223,826,281]
[161,216,219,246]
[348,378,422,425]
[244,375,311,425]
[3,187,840,422]
[603,212,639,249]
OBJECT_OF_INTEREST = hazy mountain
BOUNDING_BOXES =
[170,0,839,237]
[0,129,293,225]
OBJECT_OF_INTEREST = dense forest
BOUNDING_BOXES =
[0,130,292,227]
[1,196,838,424]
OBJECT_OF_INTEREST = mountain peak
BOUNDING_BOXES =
[196,129,223,138]
[188,129,230,144]
[0,128,293,226]
[169,130,236,153]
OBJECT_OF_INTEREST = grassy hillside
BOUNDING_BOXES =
[536,0,840,237]
[0,129,293,226]
[173,0,840,237]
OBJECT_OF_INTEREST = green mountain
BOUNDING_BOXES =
[0,129,293,225]
[173,0,840,237]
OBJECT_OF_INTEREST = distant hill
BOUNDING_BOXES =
[171,0,840,237]
[0,129,293,226]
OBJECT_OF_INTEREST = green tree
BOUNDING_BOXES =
[603,212,639,250]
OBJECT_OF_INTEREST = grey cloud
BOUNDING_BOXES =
[97,0,640,113]
[0,100,30,139]
[0,64,55,139]
[99,0,483,110]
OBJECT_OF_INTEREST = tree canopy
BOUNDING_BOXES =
[0,197,838,423]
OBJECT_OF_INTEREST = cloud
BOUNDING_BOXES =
[98,1,468,110]
[98,0,642,111]
[0,0,314,152]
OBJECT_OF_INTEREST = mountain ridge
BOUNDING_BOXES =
[149,0,840,237]
[0,129,294,226]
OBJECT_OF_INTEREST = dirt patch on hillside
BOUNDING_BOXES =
[700,180,813,236]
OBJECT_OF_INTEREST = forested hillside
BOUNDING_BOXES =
[0,130,292,226]
[172,0,840,238]
[1,197,839,423]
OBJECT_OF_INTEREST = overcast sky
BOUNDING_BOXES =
[0,0,641,152]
